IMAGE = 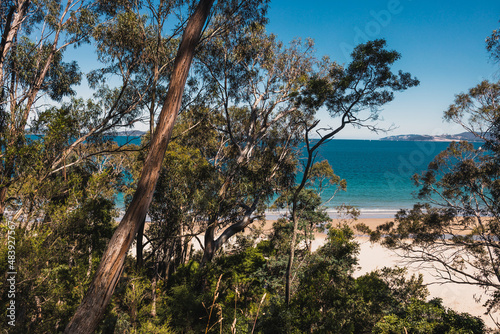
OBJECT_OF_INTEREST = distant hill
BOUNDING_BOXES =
[113,130,146,136]
[380,132,485,142]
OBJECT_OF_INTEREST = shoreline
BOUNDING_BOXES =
[259,217,391,234]
[264,209,400,221]
[259,218,497,329]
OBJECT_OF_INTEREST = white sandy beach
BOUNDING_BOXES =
[305,218,498,329]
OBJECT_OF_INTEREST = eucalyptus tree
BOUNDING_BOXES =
[88,0,191,267]
[88,0,276,268]
[183,26,322,263]
[66,1,271,332]
[363,29,500,325]
[1,0,87,218]
[367,79,500,326]
[272,160,345,253]
[283,39,420,304]
[0,0,152,221]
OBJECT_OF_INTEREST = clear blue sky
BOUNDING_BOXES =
[265,0,500,139]
[66,1,500,139]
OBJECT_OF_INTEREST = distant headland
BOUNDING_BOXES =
[380,132,484,142]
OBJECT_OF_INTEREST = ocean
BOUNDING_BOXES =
[112,136,480,219]
[311,139,455,218]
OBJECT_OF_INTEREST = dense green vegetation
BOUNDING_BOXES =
[0,1,496,332]
[2,218,487,333]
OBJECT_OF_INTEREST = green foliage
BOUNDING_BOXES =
[272,160,344,253]
[273,188,331,246]
[0,197,116,333]
[285,226,360,333]
[161,242,271,333]
[5,37,82,102]
[0,2,480,333]
[309,159,347,194]
[366,27,500,326]
[373,298,485,334]
[255,226,476,334]
[299,39,419,124]
[366,78,500,320]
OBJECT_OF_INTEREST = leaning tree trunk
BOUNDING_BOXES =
[64,1,215,332]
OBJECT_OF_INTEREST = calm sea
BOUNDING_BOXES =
[311,139,449,217]
[112,136,479,219]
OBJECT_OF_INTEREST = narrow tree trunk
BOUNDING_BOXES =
[0,186,7,220]
[285,207,298,304]
[136,216,145,268]
[0,1,30,87]
[64,1,215,332]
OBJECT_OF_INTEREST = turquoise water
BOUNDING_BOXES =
[110,136,479,218]
[312,139,480,217]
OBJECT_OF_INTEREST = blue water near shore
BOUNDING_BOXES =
[311,139,482,218]
[112,136,480,219]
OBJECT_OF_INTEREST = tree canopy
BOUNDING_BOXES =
[364,29,500,328]
[1,1,492,333]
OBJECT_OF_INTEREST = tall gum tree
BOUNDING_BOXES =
[366,80,500,327]
[65,0,271,332]
[191,27,316,263]
[284,39,419,304]
[0,0,135,220]
[64,1,215,332]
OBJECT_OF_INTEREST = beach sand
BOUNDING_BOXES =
[149,216,497,329]
[250,217,496,328]
[302,218,497,329]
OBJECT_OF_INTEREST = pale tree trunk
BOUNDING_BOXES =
[202,200,259,263]
[64,1,215,332]
[0,1,30,87]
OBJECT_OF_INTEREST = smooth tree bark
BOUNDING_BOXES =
[64,0,215,332]
[0,0,30,88]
